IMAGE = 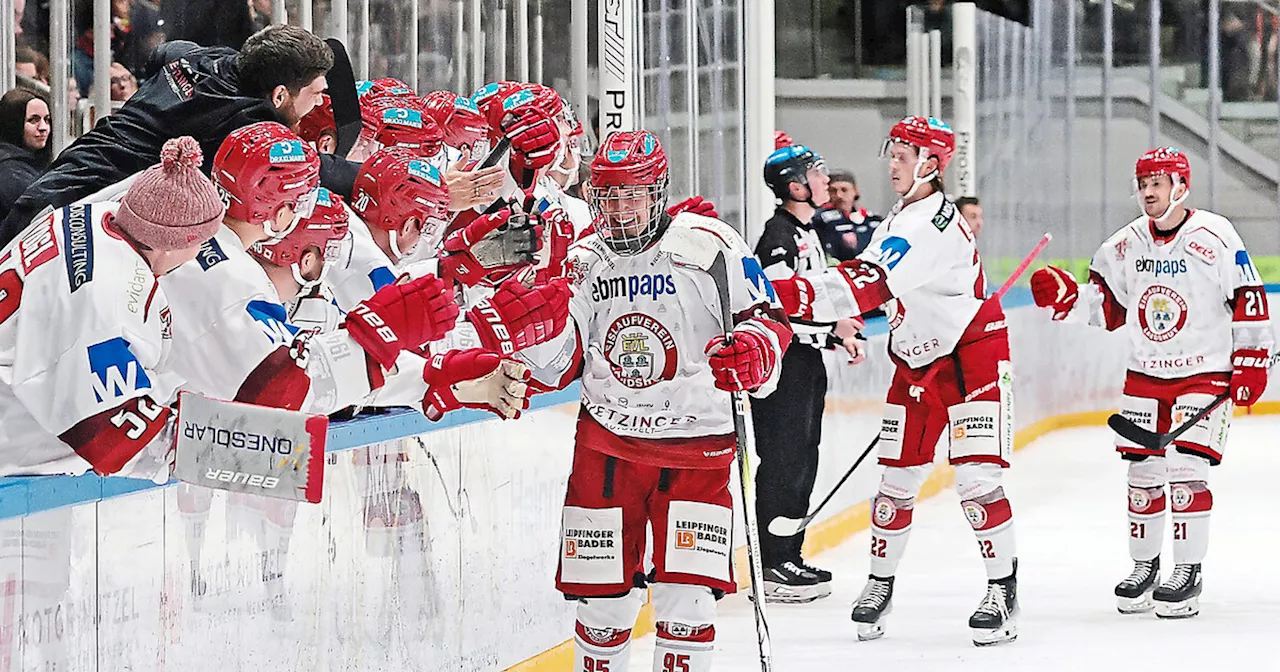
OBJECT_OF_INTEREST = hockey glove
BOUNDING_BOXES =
[439,207,542,287]
[467,278,571,356]
[422,348,533,420]
[1030,265,1079,321]
[1230,348,1270,406]
[770,275,815,320]
[344,274,460,370]
[503,106,561,177]
[666,196,719,219]
[704,327,777,393]
[534,204,576,283]
[774,130,794,149]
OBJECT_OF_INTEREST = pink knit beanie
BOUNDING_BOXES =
[114,136,225,250]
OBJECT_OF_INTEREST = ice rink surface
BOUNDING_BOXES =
[629,416,1280,671]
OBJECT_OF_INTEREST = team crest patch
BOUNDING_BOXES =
[1137,285,1188,343]
[604,313,678,389]
[564,256,590,285]
[962,501,988,529]
[1170,484,1194,512]
[1128,487,1150,512]
[873,497,897,526]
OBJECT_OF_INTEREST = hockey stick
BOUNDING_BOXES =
[1107,392,1232,452]
[707,250,773,672]
[324,39,362,158]
[765,232,1054,537]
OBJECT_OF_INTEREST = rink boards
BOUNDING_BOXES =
[0,289,1277,671]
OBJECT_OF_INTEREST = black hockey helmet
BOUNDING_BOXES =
[763,144,826,203]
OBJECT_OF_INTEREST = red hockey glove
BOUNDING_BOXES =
[344,274,460,370]
[422,348,533,420]
[770,275,815,320]
[704,328,777,392]
[1230,348,1270,406]
[666,196,719,219]
[1030,265,1079,321]
[503,106,561,176]
[467,278,571,356]
[439,207,542,287]
[535,205,575,283]
[774,130,794,149]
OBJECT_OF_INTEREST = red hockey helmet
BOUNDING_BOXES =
[424,90,491,155]
[213,121,321,237]
[357,77,415,107]
[585,130,670,255]
[881,115,956,175]
[471,80,525,142]
[249,187,350,290]
[1135,147,1191,190]
[350,147,451,254]
[297,93,336,146]
[361,96,445,157]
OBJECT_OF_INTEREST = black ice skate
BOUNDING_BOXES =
[850,575,894,641]
[761,561,832,604]
[795,558,833,583]
[970,563,1019,647]
[1153,563,1201,619]
[1114,557,1160,614]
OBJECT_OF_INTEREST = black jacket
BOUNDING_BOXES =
[0,41,359,247]
[0,142,48,225]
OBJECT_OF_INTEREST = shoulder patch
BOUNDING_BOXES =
[932,199,956,232]
[1184,238,1217,265]
[820,210,841,222]
[196,237,229,271]
[63,205,95,293]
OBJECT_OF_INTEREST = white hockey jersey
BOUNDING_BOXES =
[1072,209,1273,378]
[0,203,177,476]
[804,191,990,369]
[326,207,398,312]
[521,214,790,469]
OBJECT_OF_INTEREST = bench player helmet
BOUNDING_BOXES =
[1134,147,1191,222]
[213,121,321,239]
[880,115,955,200]
[350,147,451,258]
[361,96,445,157]
[472,80,524,143]
[763,144,826,205]
[249,187,350,291]
[357,77,416,107]
[424,90,491,156]
[585,130,670,255]
[297,93,337,147]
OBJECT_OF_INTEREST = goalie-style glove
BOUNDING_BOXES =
[666,196,719,219]
[423,348,532,420]
[344,274,460,369]
[1230,349,1270,406]
[467,278,571,356]
[704,328,777,392]
[770,275,815,320]
[439,207,542,287]
[1030,265,1079,321]
[503,105,561,177]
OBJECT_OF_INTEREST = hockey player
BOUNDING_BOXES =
[349,95,446,164]
[424,90,491,158]
[769,116,1020,645]
[517,130,792,672]
[1030,147,1273,618]
[297,93,338,155]
[0,136,223,477]
[751,143,867,603]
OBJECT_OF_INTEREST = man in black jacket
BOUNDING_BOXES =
[0,24,351,246]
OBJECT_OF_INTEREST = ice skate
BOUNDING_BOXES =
[850,575,894,641]
[1114,557,1160,614]
[1153,563,1201,619]
[970,569,1018,646]
[760,561,832,604]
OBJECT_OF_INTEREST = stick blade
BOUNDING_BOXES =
[1107,413,1159,450]
[766,516,806,538]
[659,223,722,271]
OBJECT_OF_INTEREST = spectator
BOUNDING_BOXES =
[0,24,342,246]
[813,169,881,261]
[14,0,25,42]
[15,46,49,85]
[0,89,52,223]
[110,62,138,101]
[163,0,256,49]
[957,195,983,237]
[249,0,274,33]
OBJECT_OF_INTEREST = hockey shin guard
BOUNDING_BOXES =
[651,583,717,672]
[1168,453,1212,564]
[1126,457,1168,562]
[956,464,1016,580]
[870,465,929,578]
[574,588,645,672]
